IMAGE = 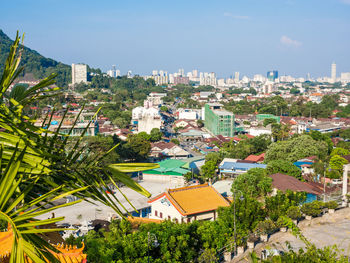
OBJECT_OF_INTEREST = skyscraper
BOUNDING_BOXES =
[72,64,87,85]
[331,62,336,81]
[234,72,240,82]
[267,71,278,81]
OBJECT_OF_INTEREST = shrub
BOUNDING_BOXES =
[255,219,276,235]
[286,206,302,220]
[325,201,338,210]
[301,201,323,217]
[276,217,286,228]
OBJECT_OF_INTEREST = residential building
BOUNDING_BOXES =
[178,109,199,120]
[72,63,87,85]
[174,76,189,85]
[204,103,235,137]
[149,141,191,160]
[219,158,267,178]
[270,173,321,203]
[148,184,230,222]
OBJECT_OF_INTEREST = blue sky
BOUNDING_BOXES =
[1,0,350,78]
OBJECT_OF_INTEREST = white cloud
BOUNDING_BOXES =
[280,35,302,47]
[340,0,350,4]
[223,12,250,20]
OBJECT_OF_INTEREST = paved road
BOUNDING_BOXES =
[233,208,350,262]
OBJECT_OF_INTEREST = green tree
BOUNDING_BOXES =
[263,118,277,127]
[329,155,348,173]
[330,147,350,157]
[265,135,328,163]
[160,105,168,112]
[266,160,303,180]
[124,134,151,161]
[200,160,218,181]
[150,128,163,142]
[231,168,272,198]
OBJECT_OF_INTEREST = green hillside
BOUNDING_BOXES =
[0,30,71,87]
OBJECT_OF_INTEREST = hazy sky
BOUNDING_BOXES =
[1,0,350,78]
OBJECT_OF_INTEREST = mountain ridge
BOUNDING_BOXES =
[0,30,71,87]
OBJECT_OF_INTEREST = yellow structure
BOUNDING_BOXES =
[0,230,87,263]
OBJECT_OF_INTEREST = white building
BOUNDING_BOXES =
[331,62,337,82]
[148,184,230,223]
[341,72,350,83]
[72,64,87,85]
[178,109,199,120]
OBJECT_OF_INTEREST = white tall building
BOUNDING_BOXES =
[331,62,337,82]
[72,64,87,85]
[234,72,240,82]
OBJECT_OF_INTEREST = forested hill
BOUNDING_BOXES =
[0,30,71,87]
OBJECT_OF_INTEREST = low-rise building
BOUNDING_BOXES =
[219,158,267,178]
[148,184,230,222]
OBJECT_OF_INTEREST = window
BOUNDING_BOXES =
[187,217,191,223]
[160,212,163,218]
[155,210,158,217]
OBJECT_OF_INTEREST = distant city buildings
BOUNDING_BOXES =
[107,65,121,78]
[71,63,87,85]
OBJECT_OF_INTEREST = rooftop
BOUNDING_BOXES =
[149,184,230,215]
[270,173,320,195]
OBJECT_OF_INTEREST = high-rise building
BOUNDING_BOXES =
[71,64,87,85]
[234,72,240,82]
[192,69,198,78]
[267,71,278,81]
[331,62,337,81]
[178,68,185,77]
[116,70,121,77]
[204,103,235,137]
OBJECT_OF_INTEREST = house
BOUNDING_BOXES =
[148,184,230,222]
[149,141,191,161]
[219,158,267,178]
[244,153,265,163]
[269,173,322,203]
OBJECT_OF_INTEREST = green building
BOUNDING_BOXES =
[204,103,235,137]
[256,114,280,123]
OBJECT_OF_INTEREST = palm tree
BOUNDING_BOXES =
[0,32,159,262]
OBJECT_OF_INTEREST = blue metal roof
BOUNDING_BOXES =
[293,161,313,169]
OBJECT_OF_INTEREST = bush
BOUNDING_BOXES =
[255,219,276,235]
[325,201,338,210]
[286,206,302,220]
[301,201,323,217]
[326,170,341,179]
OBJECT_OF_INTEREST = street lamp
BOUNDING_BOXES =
[147,232,159,263]
[232,189,244,257]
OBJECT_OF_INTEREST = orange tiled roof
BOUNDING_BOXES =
[128,217,162,224]
[149,184,230,215]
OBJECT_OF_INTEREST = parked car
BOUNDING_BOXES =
[331,179,342,185]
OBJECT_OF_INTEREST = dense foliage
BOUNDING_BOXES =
[265,135,328,163]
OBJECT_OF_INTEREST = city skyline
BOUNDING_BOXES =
[1,0,350,78]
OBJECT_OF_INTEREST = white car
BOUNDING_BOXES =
[331,179,342,185]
